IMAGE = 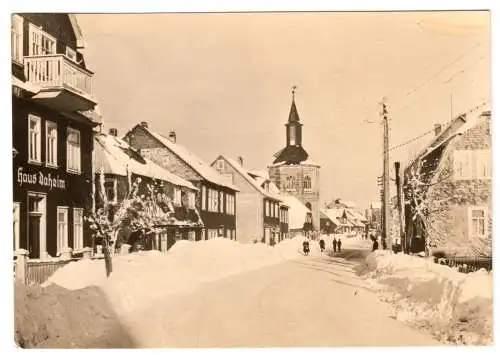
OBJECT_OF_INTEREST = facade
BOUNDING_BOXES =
[403,111,491,257]
[268,92,321,231]
[211,155,289,244]
[124,122,238,241]
[12,14,99,259]
[93,130,202,251]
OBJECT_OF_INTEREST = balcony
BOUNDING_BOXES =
[24,54,97,112]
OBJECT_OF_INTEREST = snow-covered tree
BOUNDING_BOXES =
[84,170,187,277]
[403,152,452,255]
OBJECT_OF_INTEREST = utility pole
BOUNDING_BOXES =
[382,98,391,251]
[394,162,406,253]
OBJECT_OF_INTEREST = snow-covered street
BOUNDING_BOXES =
[119,245,439,347]
[17,236,491,347]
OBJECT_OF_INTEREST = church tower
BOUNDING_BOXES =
[268,88,321,231]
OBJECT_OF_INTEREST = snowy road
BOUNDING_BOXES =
[122,249,440,347]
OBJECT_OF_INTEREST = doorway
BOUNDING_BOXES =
[27,193,46,259]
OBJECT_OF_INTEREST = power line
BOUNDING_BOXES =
[391,41,485,112]
[388,99,490,152]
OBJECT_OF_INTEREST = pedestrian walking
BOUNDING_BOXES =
[302,239,310,256]
[372,236,379,252]
[337,239,342,253]
[319,238,325,252]
[332,238,337,252]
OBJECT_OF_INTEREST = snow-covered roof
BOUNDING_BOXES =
[142,128,238,191]
[220,156,282,201]
[345,210,366,227]
[94,133,197,190]
[282,195,310,230]
[347,209,368,223]
[321,208,350,227]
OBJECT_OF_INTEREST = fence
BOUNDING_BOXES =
[14,248,93,286]
[434,256,493,273]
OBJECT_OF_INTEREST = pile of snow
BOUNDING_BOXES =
[361,250,492,345]
[45,236,316,316]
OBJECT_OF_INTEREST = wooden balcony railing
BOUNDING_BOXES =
[24,54,94,98]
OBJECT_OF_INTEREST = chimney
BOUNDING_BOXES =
[108,128,118,137]
[238,156,243,166]
[168,130,176,144]
[140,121,148,129]
[434,123,442,136]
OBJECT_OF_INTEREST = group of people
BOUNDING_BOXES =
[302,237,342,256]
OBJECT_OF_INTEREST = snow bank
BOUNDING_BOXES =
[361,250,492,345]
[45,237,313,316]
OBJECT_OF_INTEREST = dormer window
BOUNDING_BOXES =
[29,24,56,56]
[66,46,77,62]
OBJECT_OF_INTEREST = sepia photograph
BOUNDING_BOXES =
[10,6,493,349]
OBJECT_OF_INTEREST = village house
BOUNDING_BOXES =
[403,110,491,257]
[321,199,367,235]
[211,156,289,245]
[93,129,203,251]
[268,91,321,231]
[123,123,238,241]
[12,14,100,260]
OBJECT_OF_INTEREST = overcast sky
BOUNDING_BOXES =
[77,11,490,210]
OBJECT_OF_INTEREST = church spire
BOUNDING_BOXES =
[288,85,300,123]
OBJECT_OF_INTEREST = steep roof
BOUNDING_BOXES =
[135,125,238,191]
[94,133,197,190]
[320,208,350,227]
[215,156,282,202]
[288,98,301,123]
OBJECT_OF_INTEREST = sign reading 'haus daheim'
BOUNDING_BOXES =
[16,166,66,190]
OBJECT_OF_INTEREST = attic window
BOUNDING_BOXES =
[66,46,76,62]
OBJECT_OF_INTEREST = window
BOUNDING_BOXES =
[208,229,218,239]
[201,229,206,241]
[73,208,84,250]
[469,207,488,239]
[46,121,58,167]
[188,191,196,209]
[303,175,312,190]
[225,194,235,215]
[285,176,295,191]
[29,23,56,56]
[173,187,182,206]
[188,231,196,241]
[67,127,81,173]
[453,150,472,179]
[274,204,279,218]
[454,149,491,180]
[219,191,224,213]
[201,186,206,211]
[476,150,491,179]
[289,125,296,145]
[208,189,218,212]
[11,15,23,62]
[13,203,20,251]
[216,159,225,171]
[28,115,42,163]
[57,207,69,253]
[265,201,270,217]
[66,46,77,61]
